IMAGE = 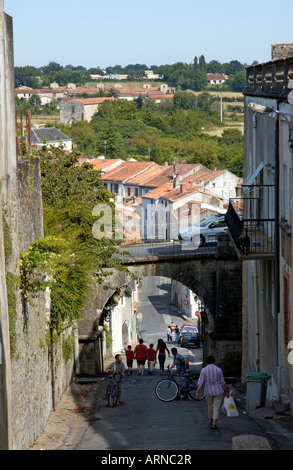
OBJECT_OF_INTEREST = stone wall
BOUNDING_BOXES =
[59,99,85,125]
[3,158,74,449]
[272,43,293,60]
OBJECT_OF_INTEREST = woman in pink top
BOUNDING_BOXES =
[196,355,229,430]
[155,338,170,375]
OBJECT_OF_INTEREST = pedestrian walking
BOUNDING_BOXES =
[125,345,134,375]
[105,354,126,404]
[155,338,170,375]
[175,325,180,342]
[134,339,148,375]
[147,343,156,374]
[196,355,229,430]
[167,326,172,342]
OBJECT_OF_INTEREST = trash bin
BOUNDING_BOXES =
[246,372,271,411]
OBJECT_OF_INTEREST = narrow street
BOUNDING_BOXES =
[76,277,293,453]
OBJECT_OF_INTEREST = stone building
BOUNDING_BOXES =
[225,44,293,413]
[59,96,116,124]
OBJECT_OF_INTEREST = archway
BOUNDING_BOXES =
[78,252,242,376]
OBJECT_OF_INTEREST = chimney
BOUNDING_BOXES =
[272,43,293,60]
[180,183,191,193]
[173,174,179,189]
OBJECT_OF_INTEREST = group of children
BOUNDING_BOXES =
[125,342,156,376]
[105,345,189,405]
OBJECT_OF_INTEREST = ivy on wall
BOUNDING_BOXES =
[2,210,17,358]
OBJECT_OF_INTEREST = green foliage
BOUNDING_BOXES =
[18,147,132,333]
[6,272,17,358]
[58,93,243,175]
[62,334,74,362]
[2,210,12,260]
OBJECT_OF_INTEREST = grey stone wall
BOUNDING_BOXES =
[3,158,74,449]
[59,99,84,124]
[272,43,293,60]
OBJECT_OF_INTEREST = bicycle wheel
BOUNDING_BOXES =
[155,379,179,402]
[109,384,119,407]
[105,384,110,407]
[188,380,205,401]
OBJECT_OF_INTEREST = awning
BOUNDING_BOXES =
[242,162,264,193]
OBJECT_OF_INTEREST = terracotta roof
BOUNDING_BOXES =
[70,97,116,105]
[206,73,226,80]
[125,165,168,186]
[101,161,157,182]
[141,183,173,200]
[148,94,174,100]
[186,169,225,184]
[139,163,203,188]
[78,157,123,172]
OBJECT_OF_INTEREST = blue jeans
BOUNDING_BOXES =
[158,353,166,371]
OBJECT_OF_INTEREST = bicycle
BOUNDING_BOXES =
[155,366,205,402]
[105,369,119,407]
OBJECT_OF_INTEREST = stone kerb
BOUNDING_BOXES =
[232,434,271,450]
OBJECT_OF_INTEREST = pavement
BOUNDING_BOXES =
[29,277,293,452]
[29,361,293,451]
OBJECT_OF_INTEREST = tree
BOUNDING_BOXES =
[173,92,197,110]
[22,146,132,332]
[14,66,40,88]
[230,70,246,92]
[206,60,224,74]
[223,60,244,75]
[92,99,137,121]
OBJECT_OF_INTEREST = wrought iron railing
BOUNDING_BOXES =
[225,185,275,258]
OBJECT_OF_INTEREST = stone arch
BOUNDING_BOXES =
[78,254,242,376]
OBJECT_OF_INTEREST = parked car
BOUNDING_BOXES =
[178,324,198,344]
[178,215,228,247]
[180,331,200,348]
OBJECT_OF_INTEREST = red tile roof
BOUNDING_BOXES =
[125,165,168,186]
[101,161,157,182]
[141,183,173,200]
[79,157,123,172]
[70,97,116,105]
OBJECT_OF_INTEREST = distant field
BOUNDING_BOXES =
[26,89,244,136]
[204,122,244,137]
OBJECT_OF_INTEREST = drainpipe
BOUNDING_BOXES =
[253,112,257,171]
[274,112,281,400]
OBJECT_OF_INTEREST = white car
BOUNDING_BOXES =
[178,215,228,247]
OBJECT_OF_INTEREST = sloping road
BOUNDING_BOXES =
[77,277,285,452]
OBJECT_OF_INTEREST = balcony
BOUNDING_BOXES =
[245,56,293,100]
[225,185,275,260]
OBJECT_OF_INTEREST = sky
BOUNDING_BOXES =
[4,0,293,70]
